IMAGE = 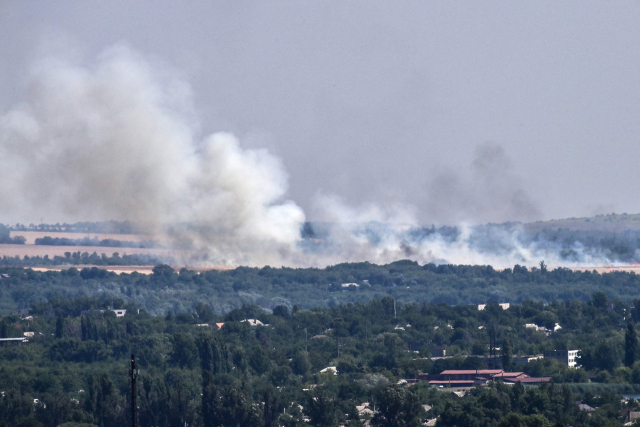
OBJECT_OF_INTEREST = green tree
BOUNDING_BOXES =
[502,338,513,370]
[169,333,199,369]
[291,351,311,376]
[372,386,424,427]
[55,315,64,339]
[538,260,547,273]
[626,322,637,367]
[305,387,342,427]
[196,334,229,375]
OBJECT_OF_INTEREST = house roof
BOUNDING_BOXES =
[429,380,478,384]
[493,372,527,378]
[440,370,503,375]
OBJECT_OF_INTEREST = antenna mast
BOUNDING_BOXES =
[130,354,138,427]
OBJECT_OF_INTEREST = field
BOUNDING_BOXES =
[0,243,171,258]
[28,265,157,274]
[9,230,151,244]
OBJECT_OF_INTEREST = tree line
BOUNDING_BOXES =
[3,261,640,315]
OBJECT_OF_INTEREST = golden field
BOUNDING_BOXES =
[0,243,170,259]
[9,231,151,244]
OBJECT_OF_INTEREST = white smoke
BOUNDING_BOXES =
[0,44,619,269]
[0,45,305,266]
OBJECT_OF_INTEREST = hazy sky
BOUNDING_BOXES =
[2,1,639,225]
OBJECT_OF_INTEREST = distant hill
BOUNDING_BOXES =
[524,213,640,233]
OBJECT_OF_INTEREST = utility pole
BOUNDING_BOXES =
[130,354,138,427]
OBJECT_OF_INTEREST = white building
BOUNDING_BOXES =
[477,303,510,311]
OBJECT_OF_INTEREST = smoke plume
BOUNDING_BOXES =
[426,142,541,225]
[0,45,305,266]
[0,45,623,269]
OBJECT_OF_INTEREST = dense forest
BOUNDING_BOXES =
[3,294,640,426]
[2,261,640,316]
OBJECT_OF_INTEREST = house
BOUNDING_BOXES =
[419,369,551,388]
[623,410,640,424]
[111,309,126,318]
[544,350,579,368]
[241,319,266,327]
[526,323,562,335]
[320,366,337,375]
[440,369,504,381]
[356,402,374,417]
[215,322,225,329]
[478,303,510,311]
[492,372,528,380]
[577,403,596,413]
[341,283,359,288]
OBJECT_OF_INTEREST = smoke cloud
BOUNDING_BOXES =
[426,142,542,225]
[0,45,305,266]
[0,45,623,269]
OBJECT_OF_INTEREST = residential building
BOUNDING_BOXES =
[417,369,551,388]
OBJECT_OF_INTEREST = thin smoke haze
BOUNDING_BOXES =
[0,45,625,268]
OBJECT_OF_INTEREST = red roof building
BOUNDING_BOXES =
[440,370,505,381]
[422,369,544,388]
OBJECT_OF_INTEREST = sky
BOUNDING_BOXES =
[1,1,640,227]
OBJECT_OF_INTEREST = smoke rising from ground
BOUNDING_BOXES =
[0,45,624,268]
[426,143,542,225]
[0,45,305,266]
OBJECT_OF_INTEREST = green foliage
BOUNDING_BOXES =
[373,386,424,427]
[3,261,640,316]
[1,291,639,427]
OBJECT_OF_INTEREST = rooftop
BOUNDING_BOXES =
[441,369,504,375]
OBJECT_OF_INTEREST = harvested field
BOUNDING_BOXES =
[28,265,234,274]
[29,266,157,274]
[0,243,172,258]
[571,265,640,274]
[10,231,152,244]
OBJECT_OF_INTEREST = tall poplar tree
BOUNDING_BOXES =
[626,322,637,367]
